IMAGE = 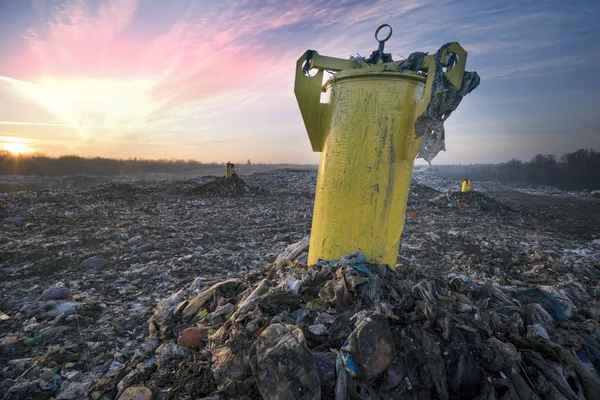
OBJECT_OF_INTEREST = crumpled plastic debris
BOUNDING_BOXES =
[319,267,369,308]
[250,324,320,399]
[517,287,568,321]
[211,345,249,382]
[38,286,72,301]
[155,342,191,364]
[341,316,394,379]
[118,385,154,400]
[191,173,267,198]
[81,255,109,270]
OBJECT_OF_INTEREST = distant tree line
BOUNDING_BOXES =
[0,151,315,176]
[432,149,600,191]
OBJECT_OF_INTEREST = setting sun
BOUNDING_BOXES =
[3,142,31,154]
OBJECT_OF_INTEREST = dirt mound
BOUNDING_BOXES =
[407,182,441,208]
[54,175,107,191]
[192,174,267,198]
[427,190,515,214]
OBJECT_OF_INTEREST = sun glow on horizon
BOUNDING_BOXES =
[3,142,32,154]
[2,75,174,144]
[1,136,34,154]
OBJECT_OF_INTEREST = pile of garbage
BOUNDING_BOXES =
[412,167,599,199]
[406,183,441,208]
[427,191,516,215]
[39,236,595,399]
[192,174,267,198]
[412,168,460,193]
[1,168,599,399]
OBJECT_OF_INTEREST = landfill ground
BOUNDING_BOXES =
[1,168,600,400]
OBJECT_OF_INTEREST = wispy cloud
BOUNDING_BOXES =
[477,48,600,79]
[24,0,139,76]
[0,121,73,127]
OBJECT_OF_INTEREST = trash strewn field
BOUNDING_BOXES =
[1,169,600,399]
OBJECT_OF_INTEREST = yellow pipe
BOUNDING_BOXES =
[307,69,428,267]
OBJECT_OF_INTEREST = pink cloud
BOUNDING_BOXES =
[25,0,140,76]
[15,0,428,122]
[19,0,301,116]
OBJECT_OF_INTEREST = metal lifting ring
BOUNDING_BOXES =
[375,24,392,43]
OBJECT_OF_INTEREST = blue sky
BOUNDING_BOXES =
[0,0,598,164]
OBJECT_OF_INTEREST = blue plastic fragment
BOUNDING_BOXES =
[350,263,372,278]
[517,288,567,321]
[52,374,61,391]
[320,251,368,268]
[338,251,367,266]
[340,346,359,376]
[292,308,310,323]
[576,351,592,365]
[143,356,158,368]
[343,356,359,375]
[3,216,24,222]
[469,283,491,298]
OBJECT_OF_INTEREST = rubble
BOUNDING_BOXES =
[38,286,72,301]
[413,166,599,198]
[1,168,599,399]
[82,256,109,271]
[250,324,320,399]
[191,173,267,198]
[117,386,153,400]
[427,191,516,215]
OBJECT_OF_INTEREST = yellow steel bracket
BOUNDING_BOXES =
[440,43,468,89]
[414,43,468,120]
[294,51,326,152]
[294,51,359,152]
[413,55,436,119]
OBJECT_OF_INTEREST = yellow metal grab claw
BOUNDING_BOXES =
[294,51,326,152]
[226,162,234,178]
[294,26,472,268]
[440,43,468,90]
[294,51,361,151]
[461,179,472,192]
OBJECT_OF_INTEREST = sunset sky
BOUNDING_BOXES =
[0,0,599,164]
